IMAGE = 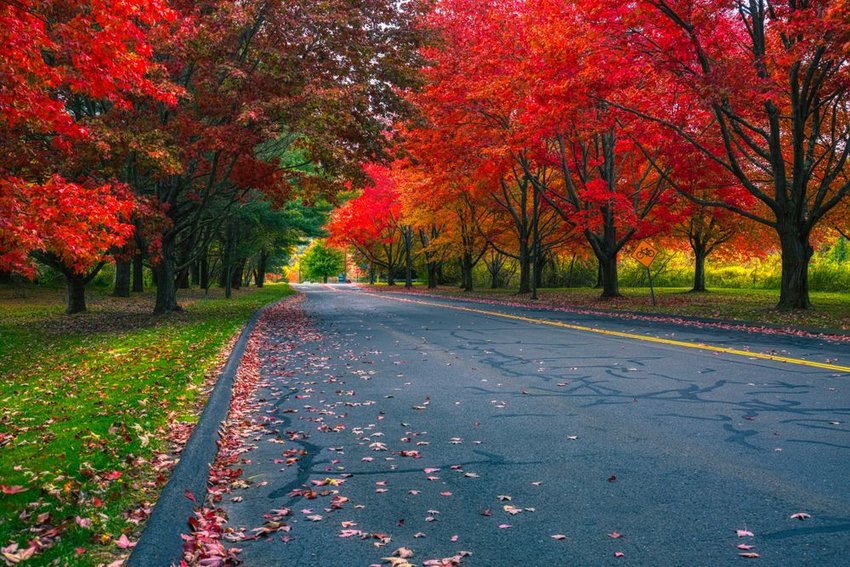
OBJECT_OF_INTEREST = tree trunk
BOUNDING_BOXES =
[177,268,190,289]
[0,270,12,284]
[225,265,233,298]
[231,260,244,290]
[132,254,144,292]
[254,251,267,287]
[323,274,329,283]
[200,253,210,290]
[594,261,602,289]
[387,268,396,286]
[461,254,474,292]
[777,225,812,309]
[369,263,376,285]
[403,228,414,289]
[692,244,707,293]
[518,242,530,293]
[153,236,180,314]
[596,250,620,298]
[191,262,201,287]
[113,260,131,297]
[66,273,88,314]
[427,262,438,289]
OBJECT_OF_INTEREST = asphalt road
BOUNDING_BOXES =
[218,284,850,566]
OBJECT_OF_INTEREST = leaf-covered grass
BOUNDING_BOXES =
[369,285,850,332]
[0,283,295,565]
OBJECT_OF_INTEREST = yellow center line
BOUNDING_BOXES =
[361,292,850,374]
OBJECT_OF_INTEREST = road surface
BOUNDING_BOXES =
[218,284,850,566]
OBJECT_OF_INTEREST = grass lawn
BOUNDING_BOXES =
[0,283,294,565]
[367,285,850,332]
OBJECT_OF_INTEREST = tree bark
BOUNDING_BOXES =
[369,263,376,285]
[595,250,620,298]
[518,242,530,293]
[132,254,144,292]
[0,270,12,284]
[113,260,131,297]
[777,225,812,309]
[65,274,88,314]
[403,227,413,289]
[153,236,180,313]
[200,253,210,290]
[691,244,707,293]
[191,262,201,287]
[323,274,328,283]
[427,262,438,289]
[254,251,267,287]
[460,254,474,292]
[177,268,190,289]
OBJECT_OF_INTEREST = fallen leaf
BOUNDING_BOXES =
[739,552,760,558]
[736,529,754,537]
[608,532,623,539]
[551,534,567,540]
[790,512,811,521]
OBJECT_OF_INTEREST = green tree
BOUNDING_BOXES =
[302,241,344,283]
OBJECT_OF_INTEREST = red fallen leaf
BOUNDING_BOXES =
[451,535,458,542]
[498,524,512,529]
[480,508,492,517]
[75,547,87,556]
[736,529,754,537]
[103,471,122,481]
[93,497,104,507]
[424,468,440,474]
[116,534,136,549]
[614,552,625,558]
[790,512,811,520]
[0,485,27,494]
[551,534,567,540]
[608,532,623,539]
[737,544,755,550]
[440,492,453,497]
[739,552,760,558]
[608,475,617,482]
[184,489,196,502]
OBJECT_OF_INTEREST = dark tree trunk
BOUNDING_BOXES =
[0,270,12,284]
[65,273,87,314]
[594,261,602,289]
[225,265,233,298]
[387,269,396,286]
[369,263,376,285]
[200,253,210,290]
[132,255,144,292]
[177,268,190,289]
[403,227,414,289]
[230,260,244,290]
[427,262,438,289]
[323,274,329,283]
[692,243,707,293]
[153,236,180,314]
[518,242,530,293]
[254,251,267,287]
[460,254,474,292]
[595,250,620,298]
[777,224,812,309]
[113,260,131,297]
[191,262,201,287]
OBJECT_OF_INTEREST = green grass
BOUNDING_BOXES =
[374,285,850,332]
[0,283,294,565]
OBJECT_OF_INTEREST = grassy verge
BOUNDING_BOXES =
[0,283,295,565]
[364,285,850,332]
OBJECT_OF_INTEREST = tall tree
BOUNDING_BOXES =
[593,0,850,308]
